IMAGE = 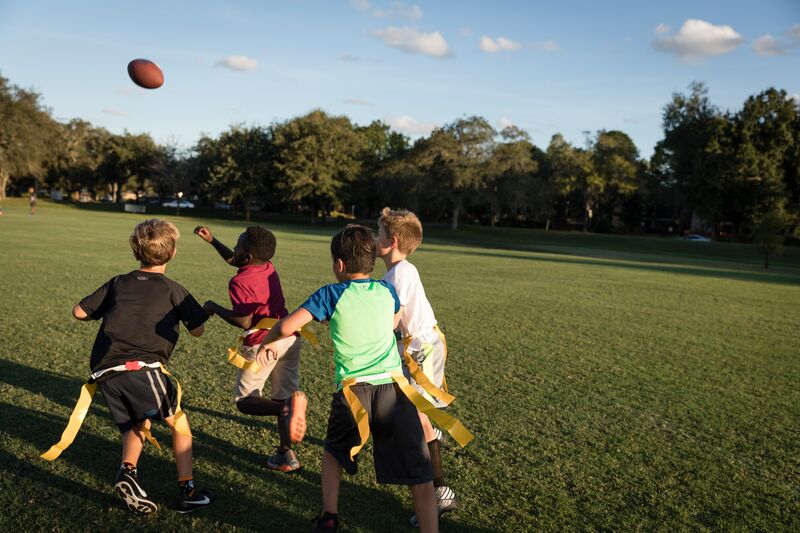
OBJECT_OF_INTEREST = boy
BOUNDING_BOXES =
[71,219,213,514]
[376,207,458,527]
[257,225,438,533]
[194,225,307,472]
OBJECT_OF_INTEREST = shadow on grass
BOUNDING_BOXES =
[425,246,800,286]
[0,359,492,531]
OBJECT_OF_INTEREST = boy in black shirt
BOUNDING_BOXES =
[72,219,213,515]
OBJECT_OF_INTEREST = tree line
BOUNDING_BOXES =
[2,74,798,238]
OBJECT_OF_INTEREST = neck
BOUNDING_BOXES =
[139,264,167,274]
[381,249,407,270]
[343,273,370,281]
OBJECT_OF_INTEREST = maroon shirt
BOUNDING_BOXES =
[229,262,289,346]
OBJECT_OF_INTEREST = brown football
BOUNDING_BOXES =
[127,59,164,89]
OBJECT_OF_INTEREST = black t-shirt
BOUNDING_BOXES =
[80,270,208,371]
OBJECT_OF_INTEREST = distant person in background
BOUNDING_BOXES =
[28,187,36,215]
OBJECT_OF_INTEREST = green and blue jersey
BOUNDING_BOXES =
[301,278,402,386]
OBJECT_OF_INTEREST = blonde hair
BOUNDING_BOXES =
[378,207,423,255]
[130,219,179,266]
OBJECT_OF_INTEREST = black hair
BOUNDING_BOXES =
[330,224,376,274]
[243,226,277,261]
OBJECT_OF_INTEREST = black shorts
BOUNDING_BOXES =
[98,369,178,433]
[324,382,433,485]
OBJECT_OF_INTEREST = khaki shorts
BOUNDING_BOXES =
[234,335,301,401]
[401,329,448,408]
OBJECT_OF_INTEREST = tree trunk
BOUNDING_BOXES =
[450,197,462,231]
[0,170,8,202]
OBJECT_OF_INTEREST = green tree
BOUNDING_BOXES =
[753,207,787,268]
[351,120,409,218]
[547,134,601,230]
[591,130,642,229]
[0,75,60,200]
[272,110,364,219]
[198,125,273,221]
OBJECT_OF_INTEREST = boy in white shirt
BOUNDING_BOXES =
[376,207,458,527]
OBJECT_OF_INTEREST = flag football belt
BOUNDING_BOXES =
[340,371,474,461]
[226,317,320,373]
[402,324,449,395]
[40,361,190,461]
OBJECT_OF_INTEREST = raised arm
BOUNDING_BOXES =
[194,226,235,264]
[72,304,91,321]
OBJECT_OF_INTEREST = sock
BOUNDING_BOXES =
[236,396,284,416]
[121,462,137,474]
[179,479,195,495]
[428,439,445,487]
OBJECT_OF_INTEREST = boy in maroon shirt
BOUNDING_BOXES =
[195,225,307,472]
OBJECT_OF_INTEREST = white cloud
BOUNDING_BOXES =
[652,19,743,62]
[388,115,437,135]
[460,27,472,37]
[753,34,787,56]
[497,117,514,130]
[373,2,422,20]
[349,0,371,11]
[371,26,452,58]
[215,55,258,71]
[655,23,670,34]
[480,36,521,53]
[790,93,800,104]
[102,107,126,117]
[535,39,559,52]
[791,24,800,38]
[342,98,372,106]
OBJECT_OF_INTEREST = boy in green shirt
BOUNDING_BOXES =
[257,225,438,532]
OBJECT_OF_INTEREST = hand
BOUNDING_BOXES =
[193,226,213,243]
[256,344,278,366]
[203,300,216,316]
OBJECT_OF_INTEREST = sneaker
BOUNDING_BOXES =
[176,482,215,514]
[114,465,158,515]
[267,448,301,472]
[409,485,458,528]
[284,391,307,443]
[312,511,339,532]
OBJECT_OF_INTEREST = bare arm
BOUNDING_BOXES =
[189,324,204,337]
[393,306,403,330]
[72,304,90,321]
[257,307,314,365]
[194,226,235,264]
[204,300,252,330]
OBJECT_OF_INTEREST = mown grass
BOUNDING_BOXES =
[0,199,798,532]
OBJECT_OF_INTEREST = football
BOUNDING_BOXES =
[127,59,164,89]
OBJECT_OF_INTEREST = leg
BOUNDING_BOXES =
[164,414,192,481]
[121,421,147,466]
[321,450,343,514]
[418,411,436,443]
[409,482,438,533]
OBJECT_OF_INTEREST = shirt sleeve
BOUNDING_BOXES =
[388,265,414,307]
[173,284,210,331]
[379,280,402,313]
[300,285,340,322]
[229,279,259,317]
[78,277,116,320]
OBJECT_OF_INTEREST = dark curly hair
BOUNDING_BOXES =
[330,225,376,274]
[243,226,277,261]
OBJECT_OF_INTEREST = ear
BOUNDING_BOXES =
[171,248,177,259]
[334,258,345,274]
[390,235,399,249]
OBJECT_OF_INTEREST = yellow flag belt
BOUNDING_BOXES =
[341,371,474,461]
[226,317,319,373]
[41,362,190,461]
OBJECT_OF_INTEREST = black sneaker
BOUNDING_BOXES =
[409,485,458,528]
[114,465,158,515]
[267,448,301,472]
[176,482,215,514]
[312,511,339,532]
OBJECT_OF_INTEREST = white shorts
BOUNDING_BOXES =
[234,335,301,402]
[400,327,448,408]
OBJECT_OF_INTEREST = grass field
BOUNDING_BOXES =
[1,199,798,532]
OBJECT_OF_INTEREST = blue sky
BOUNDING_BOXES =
[0,0,798,157]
